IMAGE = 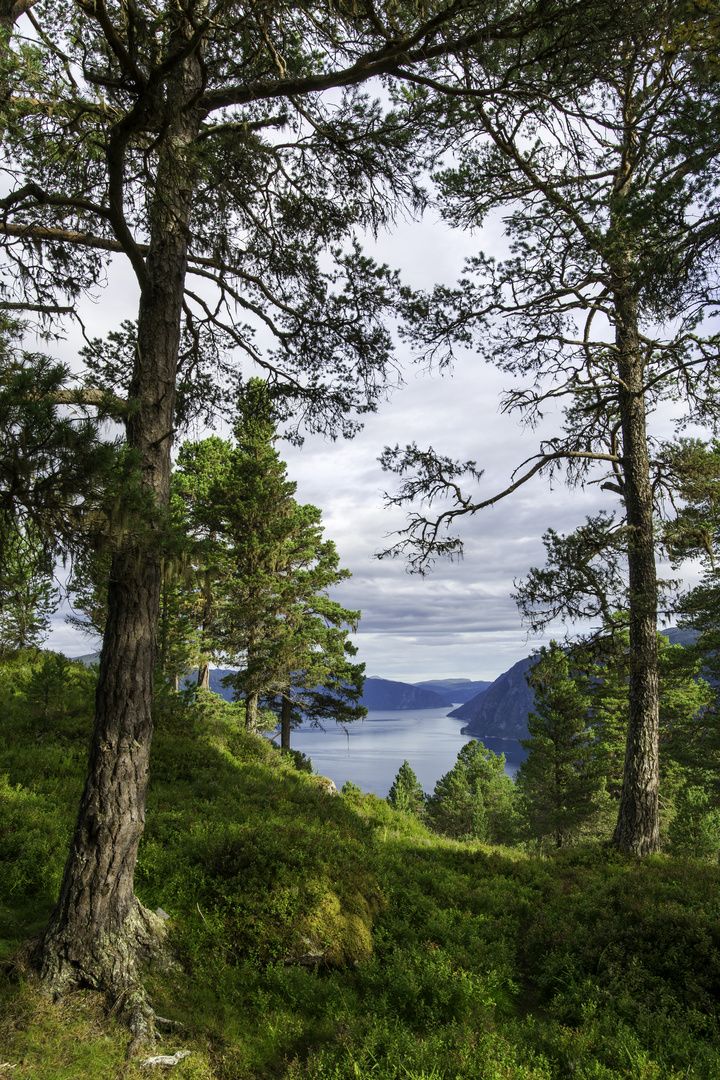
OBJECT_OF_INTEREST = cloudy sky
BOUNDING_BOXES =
[49,210,694,685]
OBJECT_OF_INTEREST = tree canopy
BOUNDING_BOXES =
[380,4,720,855]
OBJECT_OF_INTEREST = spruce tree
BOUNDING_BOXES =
[387,761,425,818]
[171,437,234,689]
[427,740,517,843]
[516,643,601,849]
[199,381,366,738]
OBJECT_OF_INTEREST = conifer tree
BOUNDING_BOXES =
[0,0,633,1013]
[171,437,234,689]
[200,381,366,737]
[516,643,601,849]
[387,761,425,818]
[382,5,720,856]
[0,519,58,653]
[427,740,517,843]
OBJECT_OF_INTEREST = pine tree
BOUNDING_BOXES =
[171,437,235,689]
[197,381,366,738]
[387,761,425,818]
[382,6,720,856]
[516,643,601,849]
[577,621,716,835]
[0,0,634,1010]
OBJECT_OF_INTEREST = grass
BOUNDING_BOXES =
[1,651,719,1079]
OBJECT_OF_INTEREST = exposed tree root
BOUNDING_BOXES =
[32,899,177,1042]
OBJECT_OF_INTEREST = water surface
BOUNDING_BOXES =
[285,706,527,798]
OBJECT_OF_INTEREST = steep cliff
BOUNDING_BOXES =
[449,657,535,740]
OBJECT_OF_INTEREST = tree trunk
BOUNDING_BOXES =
[197,660,210,690]
[38,16,204,1019]
[612,287,660,856]
[39,551,166,1016]
[246,690,259,733]
[281,694,292,749]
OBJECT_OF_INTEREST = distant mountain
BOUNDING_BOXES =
[413,678,493,704]
[661,627,699,648]
[450,657,535,740]
[186,671,452,710]
[361,677,451,709]
[451,627,701,741]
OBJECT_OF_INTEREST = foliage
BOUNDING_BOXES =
[660,439,720,813]
[0,317,118,549]
[380,1,720,856]
[183,380,367,736]
[0,520,58,653]
[426,740,518,844]
[668,779,720,859]
[386,760,425,818]
[1,650,720,1078]
[516,643,602,849]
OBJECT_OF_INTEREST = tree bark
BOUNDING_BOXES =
[197,661,210,690]
[612,286,660,855]
[39,552,167,1018]
[281,694,292,749]
[246,690,259,733]
[38,13,204,1015]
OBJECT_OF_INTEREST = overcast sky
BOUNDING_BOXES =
[48,211,698,685]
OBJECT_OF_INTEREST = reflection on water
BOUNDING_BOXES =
[283,706,527,799]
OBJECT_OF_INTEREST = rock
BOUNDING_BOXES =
[310,775,339,795]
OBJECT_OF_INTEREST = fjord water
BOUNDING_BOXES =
[287,705,527,798]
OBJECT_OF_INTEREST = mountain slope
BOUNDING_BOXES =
[451,628,700,741]
[195,670,452,709]
[449,657,535,739]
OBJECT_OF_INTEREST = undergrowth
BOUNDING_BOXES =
[1,651,719,1079]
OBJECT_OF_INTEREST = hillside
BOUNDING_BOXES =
[1,648,720,1080]
[361,677,451,709]
[1,649,719,1080]
[196,670,453,710]
[449,655,534,739]
[413,678,493,704]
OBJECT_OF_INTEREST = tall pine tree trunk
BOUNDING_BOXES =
[197,660,210,690]
[612,286,660,855]
[246,690,259,733]
[39,550,164,1008]
[281,694,292,749]
[38,19,204,1016]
